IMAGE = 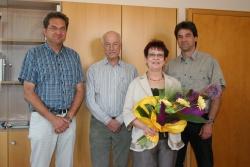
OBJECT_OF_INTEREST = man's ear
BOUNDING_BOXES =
[43,28,47,41]
[43,28,46,36]
[194,36,198,42]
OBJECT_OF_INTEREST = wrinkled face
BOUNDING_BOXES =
[177,29,197,52]
[146,47,166,71]
[103,32,121,60]
[43,18,67,46]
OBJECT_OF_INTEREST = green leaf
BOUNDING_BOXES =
[164,88,182,101]
[144,104,154,117]
[176,113,207,123]
[155,104,161,114]
[136,135,147,143]
[136,106,149,117]
[136,135,151,148]
[166,107,176,114]
[159,89,165,99]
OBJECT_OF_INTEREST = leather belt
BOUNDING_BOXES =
[50,108,69,116]
[32,108,69,116]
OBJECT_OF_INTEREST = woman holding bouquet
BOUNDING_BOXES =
[123,40,183,167]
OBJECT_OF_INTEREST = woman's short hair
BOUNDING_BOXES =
[144,40,169,58]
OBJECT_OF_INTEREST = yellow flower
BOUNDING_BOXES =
[146,134,159,143]
[198,96,206,110]
[176,98,190,107]
[159,99,172,107]
[161,120,187,133]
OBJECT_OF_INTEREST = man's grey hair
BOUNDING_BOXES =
[101,31,121,44]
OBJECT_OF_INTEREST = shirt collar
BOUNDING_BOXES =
[103,57,123,66]
[44,42,65,55]
[180,50,198,62]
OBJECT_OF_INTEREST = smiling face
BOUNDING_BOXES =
[43,18,67,46]
[146,47,166,72]
[177,29,197,53]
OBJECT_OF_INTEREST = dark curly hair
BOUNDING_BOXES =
[144,40,169,59]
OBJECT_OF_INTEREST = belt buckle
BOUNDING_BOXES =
[56,109,68,117]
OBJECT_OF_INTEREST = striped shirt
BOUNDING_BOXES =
[86,58,138,124]
[18,43,85,111]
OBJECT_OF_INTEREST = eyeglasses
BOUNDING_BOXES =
[148,53,165,58]
[47,26,67,33]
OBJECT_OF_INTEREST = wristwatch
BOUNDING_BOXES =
[207,118,214,124]
[64,115,72,123]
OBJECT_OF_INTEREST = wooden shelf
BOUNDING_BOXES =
[0,81,21,85]
[0,1,59,10]
[1,39,44,45]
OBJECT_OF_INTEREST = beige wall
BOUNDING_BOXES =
[59,0,250,22]
[59,0,250,55]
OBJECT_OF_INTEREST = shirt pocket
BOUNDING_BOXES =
[191,70,210,90]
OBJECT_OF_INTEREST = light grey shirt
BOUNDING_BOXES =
[86,58,138,125]
[166,51,226,91]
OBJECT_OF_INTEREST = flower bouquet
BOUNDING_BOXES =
[133,84,222,149]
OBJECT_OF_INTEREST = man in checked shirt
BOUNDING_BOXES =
[86,31,138,167]
[19,12,84,167]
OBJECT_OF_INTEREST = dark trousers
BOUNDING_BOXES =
[175,122,213,167]
[90,117,131,167]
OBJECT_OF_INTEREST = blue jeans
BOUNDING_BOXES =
[90,116,131,167]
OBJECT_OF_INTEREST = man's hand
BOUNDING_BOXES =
[51,116,70,134]
[106,119,121,133]
[199,123,213,139]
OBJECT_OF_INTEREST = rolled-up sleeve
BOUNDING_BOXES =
[210,59,226,87]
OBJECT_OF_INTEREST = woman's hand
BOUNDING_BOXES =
[143,126,156,136]
[132,118,156,136]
